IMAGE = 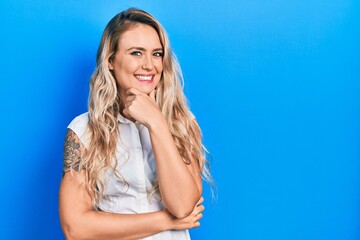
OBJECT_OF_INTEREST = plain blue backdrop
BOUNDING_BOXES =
[0,0,359,239]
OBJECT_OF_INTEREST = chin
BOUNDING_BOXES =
[138,86,155,95]
[138,82,159,93]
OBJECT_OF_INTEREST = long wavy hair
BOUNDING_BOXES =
[81,8,213,206]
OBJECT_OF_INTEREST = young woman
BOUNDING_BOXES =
[59,8,211,240]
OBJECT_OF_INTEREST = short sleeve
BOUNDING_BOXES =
[67,112,90,148]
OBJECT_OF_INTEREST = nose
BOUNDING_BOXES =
[142,54,154,70]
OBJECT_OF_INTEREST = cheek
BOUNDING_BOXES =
[114,62,138,85]
[122,60,141,73]
[155,60,164,73]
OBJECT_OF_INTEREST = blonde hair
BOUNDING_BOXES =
[81,8,213,206]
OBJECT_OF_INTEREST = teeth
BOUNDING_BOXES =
[136,75,152,81]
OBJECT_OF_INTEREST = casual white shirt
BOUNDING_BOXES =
[68,112,191,240]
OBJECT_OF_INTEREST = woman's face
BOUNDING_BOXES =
[109,24,163,103]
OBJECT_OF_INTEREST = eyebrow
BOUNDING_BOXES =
[126,47,163,52]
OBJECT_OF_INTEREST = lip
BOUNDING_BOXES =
[134,74,155,84]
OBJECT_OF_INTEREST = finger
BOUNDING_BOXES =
[196,196,204,206]
[195,204,205,214]
[122,108,130,118]
[124,102,131,109]
[188,221,200,229]
[125,95,136,103]
[149,90,156,102]
[126,87,141,96]
[195,213,203,220]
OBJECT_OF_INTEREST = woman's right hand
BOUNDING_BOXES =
[164,197,205,230]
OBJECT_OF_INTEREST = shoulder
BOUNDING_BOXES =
[67,112,90,148]
[68,112,89,129]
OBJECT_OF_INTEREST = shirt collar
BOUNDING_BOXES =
[117,113,133,124]
[117,114,144,131]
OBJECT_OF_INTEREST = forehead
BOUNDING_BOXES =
[119,24,162,49]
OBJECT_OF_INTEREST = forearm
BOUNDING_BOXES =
[121,89,202,217]
[60,173,172,240]
[148,117,201,218]
[62,209,169,240]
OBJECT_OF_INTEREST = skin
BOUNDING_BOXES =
[59,24,204,239]
[110,24,202,217]
[60,130,204,240]
[109,24,163,110]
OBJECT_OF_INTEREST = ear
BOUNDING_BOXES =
[108,61,114,70]
[108,58,114,70]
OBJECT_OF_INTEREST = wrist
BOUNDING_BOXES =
[147,113,167,132]
[160,209,174,231]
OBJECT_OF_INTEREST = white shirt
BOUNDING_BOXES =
[68,112,191,240]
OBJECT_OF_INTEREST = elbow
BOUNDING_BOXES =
[62,225,76,240]
[62,222,90,240]
[60,210,95,240]
[166,193,202,219]
[170,205,194,219]
[62,225,80,240]
[173,210,193,219]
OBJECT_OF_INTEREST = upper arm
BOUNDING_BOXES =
[62,128,83,177]
[59,129,93,235]
[185,118,203,195]
[185,158,202,196]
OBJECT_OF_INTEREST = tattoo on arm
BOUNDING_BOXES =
[62,129,82,177]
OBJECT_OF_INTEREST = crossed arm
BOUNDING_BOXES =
[123,88,202,217]
[59,125,203,240]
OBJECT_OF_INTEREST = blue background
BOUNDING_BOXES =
[0,0,359,239]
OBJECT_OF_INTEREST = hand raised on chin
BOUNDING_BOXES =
[122,87,164,129]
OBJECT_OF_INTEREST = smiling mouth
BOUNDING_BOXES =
[134,74,154,83]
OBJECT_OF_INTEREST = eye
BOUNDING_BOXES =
[130,51,142,56]
[153,51,163,57]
